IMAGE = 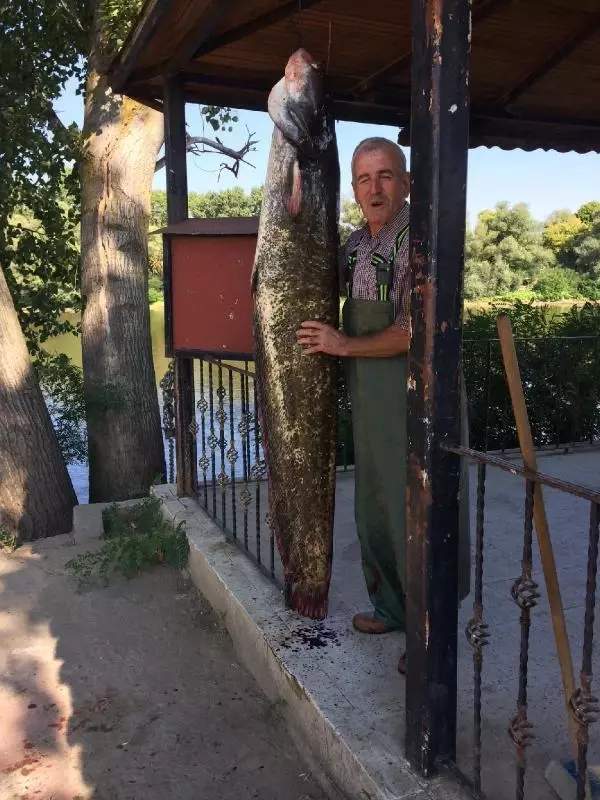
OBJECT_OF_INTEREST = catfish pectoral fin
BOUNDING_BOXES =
[283,158,302,217]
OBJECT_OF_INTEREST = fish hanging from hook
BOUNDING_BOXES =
[287,2,333,77]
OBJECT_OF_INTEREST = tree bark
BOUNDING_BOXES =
[0,266,76,541]
[80,66,166,502]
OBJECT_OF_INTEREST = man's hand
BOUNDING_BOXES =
[296,321,349,357]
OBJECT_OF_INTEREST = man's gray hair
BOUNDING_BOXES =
[351,137,407,181]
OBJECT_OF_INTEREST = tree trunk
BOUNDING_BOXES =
[0,266,76,541]
[80,67,166,502]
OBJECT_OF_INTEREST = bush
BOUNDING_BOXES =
[533,268,580,301]
[66,496,189,588]
[148,274,163,304]
[576,276,600,301]
[463,301,600,450]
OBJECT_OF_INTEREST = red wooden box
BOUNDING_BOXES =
[159,217,258,359]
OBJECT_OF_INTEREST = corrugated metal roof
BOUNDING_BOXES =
[109,0,600,154]
[152,216,260,236]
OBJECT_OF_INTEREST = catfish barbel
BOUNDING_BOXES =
[252,49,340,620]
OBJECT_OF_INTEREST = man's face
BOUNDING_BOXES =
[352,147,410,234]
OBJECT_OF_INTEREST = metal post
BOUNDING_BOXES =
[163,76,197,496]
[405,0,472,775]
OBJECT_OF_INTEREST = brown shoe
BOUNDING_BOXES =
[352,612,394,634]
[397,652,406,675]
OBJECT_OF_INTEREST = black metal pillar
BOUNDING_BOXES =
[405,0,471,776]
[163,76,197,497]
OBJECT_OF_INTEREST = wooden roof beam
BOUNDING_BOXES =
[192,0,328,60]
[181,71,271,92]
[499,16,600,110]
[350,0,514,99]
[179,70,411,125]
[348,51,411,100]
[164,0,236,77]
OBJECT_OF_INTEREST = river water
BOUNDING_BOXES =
[45,305,175,503]
[45,304,259,504]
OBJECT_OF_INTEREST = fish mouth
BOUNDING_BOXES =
[286,48,320,77]
[268,48,324,159]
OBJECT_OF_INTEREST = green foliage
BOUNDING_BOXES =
[575,275,600,301]
[148,274,163,304]
[189,186,263,219]
[338,300,600,461]
[3,1,247,475]
[339,200,365,244]
[150,186,263,232]
[98,0,143,54]
[542,210,584,269]
[37,352,87,463]
[533,267,581,301]
[572,216,600,279]
[200,106,240,134]
[0,1,86,466]
[65,496,189,588]
[465,202,555,299]
[465,201,600,301]
[1,3,82,351]
[463,301,600,451]
[576,202,600,227]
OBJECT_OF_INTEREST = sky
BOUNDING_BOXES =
[55,76,600,225]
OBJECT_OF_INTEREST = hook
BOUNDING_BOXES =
[289,0,304,52]
[325,20,332,75]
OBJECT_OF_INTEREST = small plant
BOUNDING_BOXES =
[0,530,19,552]
[66,496,189,588]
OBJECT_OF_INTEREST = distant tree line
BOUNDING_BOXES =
[149,190,600,303]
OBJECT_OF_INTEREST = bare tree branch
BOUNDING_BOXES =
[47,106,70,134]
[154,127,258,176]
[57,0,86,34]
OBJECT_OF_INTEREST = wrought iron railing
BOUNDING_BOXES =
[444,444,599,800]
[463,336,600,452]
[161,357,282,588]
[161,346,600,798]
[160,335,600,595]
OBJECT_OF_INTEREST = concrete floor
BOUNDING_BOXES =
[177,448,600,800]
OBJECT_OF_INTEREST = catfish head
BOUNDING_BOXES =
[268,49,333,217]
[268,48,325,161]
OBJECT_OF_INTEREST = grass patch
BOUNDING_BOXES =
[66,496,189,588]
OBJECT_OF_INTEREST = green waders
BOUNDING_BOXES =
[343,297,409,629]
[342,300,471,631]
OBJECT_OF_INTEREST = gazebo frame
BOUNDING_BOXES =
[109,0,600,784]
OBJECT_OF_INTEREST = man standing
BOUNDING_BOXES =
[297,137,470,672]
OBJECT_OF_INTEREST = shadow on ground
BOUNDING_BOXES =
[0,526,329,800]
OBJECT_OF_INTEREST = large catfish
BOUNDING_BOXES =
[252,49,340,620]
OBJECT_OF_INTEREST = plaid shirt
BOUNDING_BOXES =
[344,203,411,330]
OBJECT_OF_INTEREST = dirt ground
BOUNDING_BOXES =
[0,528,330,800]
